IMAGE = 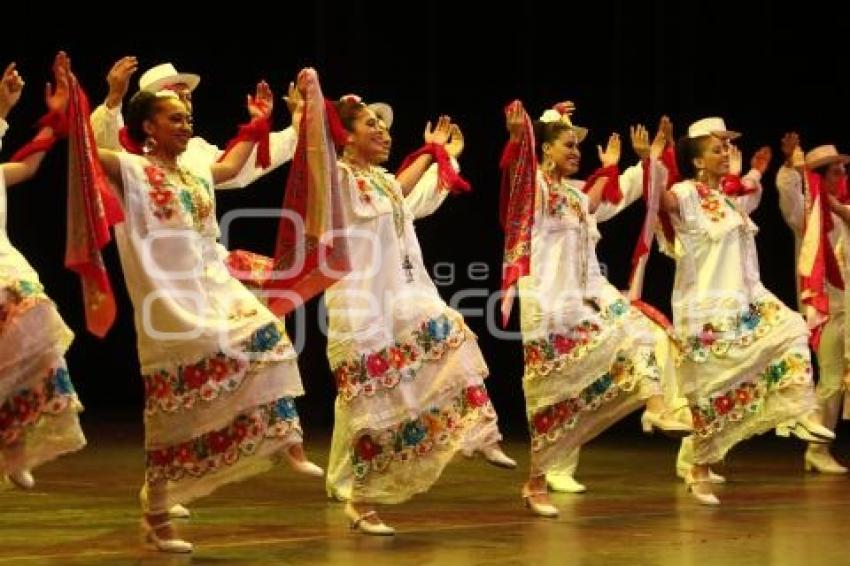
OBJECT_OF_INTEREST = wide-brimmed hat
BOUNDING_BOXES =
[805,144,850,170]
[539,103,588,142]
[687,116,740,140]
[139,63,200,93]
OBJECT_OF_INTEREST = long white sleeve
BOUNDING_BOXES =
[214,127,298,190]
[90,103,124,151]
[775,165,805,236]
[404,159,456,220]
[735,168,764,215]
[595,162,645,222]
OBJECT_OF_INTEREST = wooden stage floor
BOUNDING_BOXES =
[1,418,848,565]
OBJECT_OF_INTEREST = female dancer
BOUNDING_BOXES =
[93,66,322,552]
[1,56,86,491]
[323,96,514,535]
[660,117,832,504]
[501,101,688,516]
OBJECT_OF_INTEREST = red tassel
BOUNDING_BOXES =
[584,164,621,204]
[397,143,471,194]
[37,109,68,138]
[218,117,271,168]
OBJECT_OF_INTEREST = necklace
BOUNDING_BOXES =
[146,155,214,230]
[345,159,414,283]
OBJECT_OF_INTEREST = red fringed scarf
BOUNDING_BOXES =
[9,109,68,161]
[499,100,536,327]
[799,170,845,348]
[263,70,351,316]
[66,79,124,337]
[397,143,471,193]
[218,117,272,169]
[583,164,621,204]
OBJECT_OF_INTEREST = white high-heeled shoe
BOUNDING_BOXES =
[7,470,34,490]
[804,447,848,474]
[141,518,194,553]
[139,485,191,519]
[794,415,836,443]
[678,465,726,485]
[479,445,517,469]
[546,474,587,493]
[687,479,720,506]
[283,446,324,478]
[641,411,692,438]
[344,503,395,536]
[522,484,559,517]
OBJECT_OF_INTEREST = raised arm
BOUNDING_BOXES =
[586,132,621,212]
[396,115,453,195]
[2,54,69,187]
[0,62,25,152]
[776,133,806,234]
[213,80,300,190]
[90,56,137,150]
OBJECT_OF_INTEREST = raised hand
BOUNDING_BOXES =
[0,62,25,119]
[630,124,651,159]
[598,132,621,167]
[445,124,465,158]
[505,101,525,141]
[751,146,772,174]
[729,144,742,176]
[105,56,138,108]
[283,80,304,125]
[658,115,673,147]
[424,115,452,145]
[247,80,274,120]
[650,125,667,160]
[46,51,71,115]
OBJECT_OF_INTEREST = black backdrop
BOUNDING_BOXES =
[3,1,850,433]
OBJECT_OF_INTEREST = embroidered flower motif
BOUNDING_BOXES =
[528,349,658,451]
[333,313,467,401]
[0,365,77,447]
[366,353,390,377]
[142,323,287,414]
[684,299,785,363]
[146,399,301,482]
[349,386,496,481]
[691,351,811,438]
[523,299,628,377]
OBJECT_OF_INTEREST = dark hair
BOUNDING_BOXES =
[676,135,712,179]
[334,99,367,133]
[533,120,574,160]
[125,91,169,144]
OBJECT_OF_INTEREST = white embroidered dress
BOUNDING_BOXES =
[0,168,85,475]
[668,173,816,463]
[114,153,304,506]
[518,164,666,474]
[325,161,503,504]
